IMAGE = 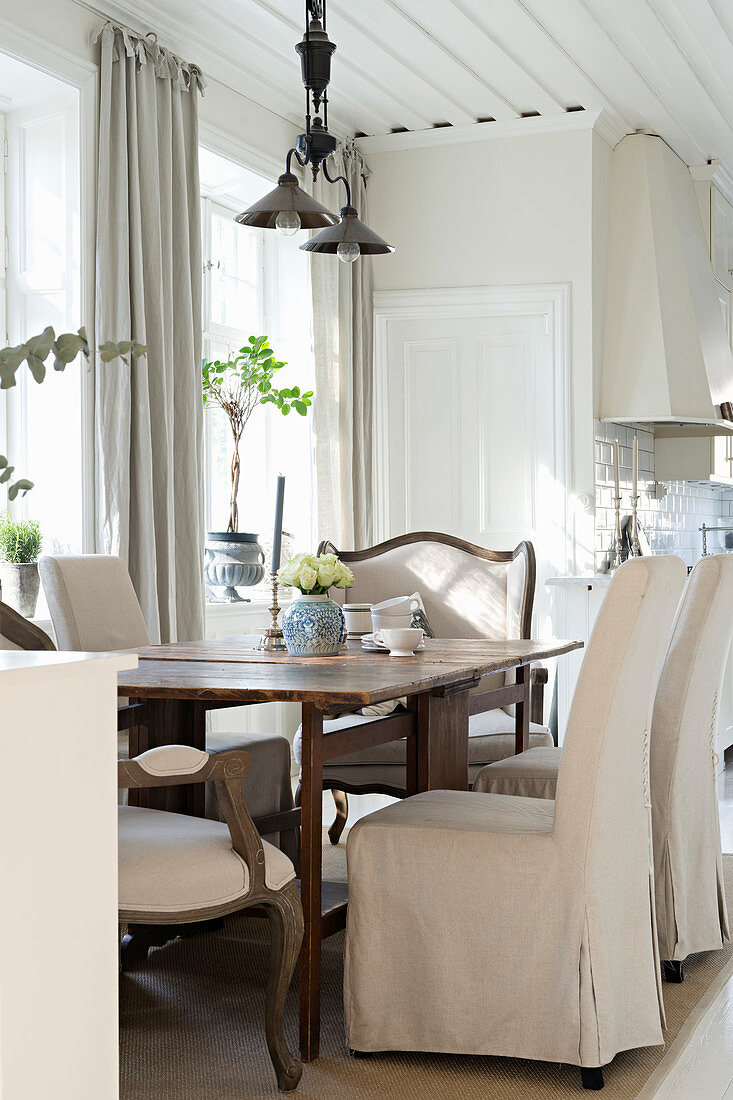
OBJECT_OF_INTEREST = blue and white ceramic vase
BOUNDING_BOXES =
[281,593,345,657]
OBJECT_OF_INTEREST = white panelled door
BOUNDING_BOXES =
[374,286,570,636]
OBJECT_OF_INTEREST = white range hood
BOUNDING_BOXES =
[600,133,733,437]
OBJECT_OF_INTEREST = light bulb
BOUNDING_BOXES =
[337,241,360,263]
[275,210,301,236]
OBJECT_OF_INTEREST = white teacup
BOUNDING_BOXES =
[371,595,421,617]
[373,627,423,657]
[371,610,413,633]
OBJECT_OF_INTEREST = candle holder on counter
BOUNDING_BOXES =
[630,494,641,557]
[611,495,623,571]
[256,571,288,652]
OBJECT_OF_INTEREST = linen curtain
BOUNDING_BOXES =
[309,141,375,550]
[95,22,205,643]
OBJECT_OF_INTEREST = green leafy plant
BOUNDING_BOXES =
[0,513,42,563]
[0,326,146,500]
[202,335,313,532]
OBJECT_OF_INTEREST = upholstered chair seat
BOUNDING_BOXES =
[475,554,733,980]
[344,557,687,1089]
[118,806,296,914]
[474,744,561,799]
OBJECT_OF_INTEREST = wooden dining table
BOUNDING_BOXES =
[118,634,582,1061]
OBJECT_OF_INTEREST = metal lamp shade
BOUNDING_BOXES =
[235,172,338,230]
[299,205,394,255]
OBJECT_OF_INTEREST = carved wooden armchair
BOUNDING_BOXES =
[118,745,303,1092]
[293,532,550,842]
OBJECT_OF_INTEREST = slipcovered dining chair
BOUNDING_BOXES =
[344,556,686,1090]
[475,554,732,981]
[118,745,303,1092]
[293,532,551,842]
[39,554,296,856]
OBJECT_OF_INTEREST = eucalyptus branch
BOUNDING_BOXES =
[0,326,147,501]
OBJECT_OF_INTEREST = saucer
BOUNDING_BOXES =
[362,633,425,653]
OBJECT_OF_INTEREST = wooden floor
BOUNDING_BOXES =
[643,765,733,1099]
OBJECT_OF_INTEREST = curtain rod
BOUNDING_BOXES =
[70,0,159,45]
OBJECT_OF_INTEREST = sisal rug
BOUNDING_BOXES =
[120,847,733,1099]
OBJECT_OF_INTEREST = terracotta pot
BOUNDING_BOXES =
[0,561,40,618]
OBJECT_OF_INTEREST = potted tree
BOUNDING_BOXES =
[202,335,312,602]
[0,514,42,617]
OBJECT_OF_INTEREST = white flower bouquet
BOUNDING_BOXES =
[278,551,354,595]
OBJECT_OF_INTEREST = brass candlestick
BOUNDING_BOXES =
[611,495,623,571]
[256,571,287,651]
[630,494,641,557]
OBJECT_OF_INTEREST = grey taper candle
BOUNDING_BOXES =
[271,475,285,571]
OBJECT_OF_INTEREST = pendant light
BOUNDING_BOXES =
[236,0,393,261]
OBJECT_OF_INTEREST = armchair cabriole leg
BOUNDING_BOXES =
[328,789,349,845]
[581,1066,605,1090]
[662,959,685,983]
[265,881,304,1091]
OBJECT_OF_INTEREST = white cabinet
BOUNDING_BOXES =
[548,574,733,766]
[546,576,610,741]
[655,432,733,485]
[0,650,132,1100]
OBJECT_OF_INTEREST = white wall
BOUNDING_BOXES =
[361,126,611,573]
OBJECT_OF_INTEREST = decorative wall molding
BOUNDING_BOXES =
[357,107,626,157]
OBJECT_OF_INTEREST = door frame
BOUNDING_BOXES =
[373,283,572,573]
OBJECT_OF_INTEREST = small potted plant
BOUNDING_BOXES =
[278,552,354,656]
[202,336,313,602]
[0,513,42,617]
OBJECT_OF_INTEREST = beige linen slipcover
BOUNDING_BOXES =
[475,554,733,966]
[39,555,295,852]
[344,556,686,1068]
[651,554,733,962]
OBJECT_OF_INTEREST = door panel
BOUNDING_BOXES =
[376,296,567,640]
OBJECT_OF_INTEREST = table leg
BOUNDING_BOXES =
[299,703,323,1062]
[416,685,470,791]
[140,699,207,816]
[515,664,530,754]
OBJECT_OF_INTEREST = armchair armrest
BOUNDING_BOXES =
[530,665,548,726]
[118,746,266,891]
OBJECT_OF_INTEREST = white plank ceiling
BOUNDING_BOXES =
[101,0,733,169]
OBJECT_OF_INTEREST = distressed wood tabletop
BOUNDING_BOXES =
[119,637,583,707]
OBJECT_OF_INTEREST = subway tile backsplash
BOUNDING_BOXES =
[594,421,733,569]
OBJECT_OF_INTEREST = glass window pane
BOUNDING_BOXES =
[210,211,259,330]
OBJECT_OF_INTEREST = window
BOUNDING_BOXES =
[200,148,316,566]
[0,55,82,555]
